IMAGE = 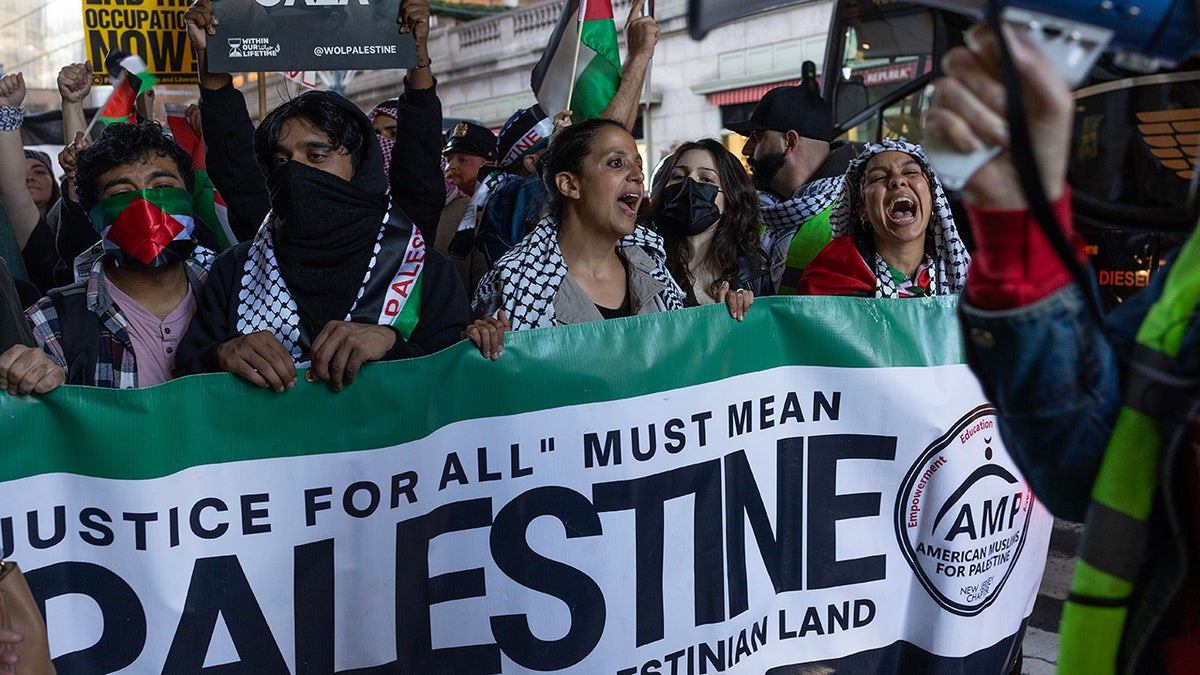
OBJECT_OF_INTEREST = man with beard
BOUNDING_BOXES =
[726,86,858,294]
[174,90,472,393]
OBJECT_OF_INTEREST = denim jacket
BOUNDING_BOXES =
[959,268,1200,674]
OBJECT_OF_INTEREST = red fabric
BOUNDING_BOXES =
[166,114,206,170]
[964,187,1086,310]
[581,0,613,22]
[106,198,184,264]
[797,237,876,297]
[1165,420,1200,674]
[98,76,137,123]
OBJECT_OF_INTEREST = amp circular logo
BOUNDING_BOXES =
[894,405,1035,616]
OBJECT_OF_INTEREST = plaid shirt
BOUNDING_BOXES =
[26,249,211,389]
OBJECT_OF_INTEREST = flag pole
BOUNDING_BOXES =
[641,0,654,163]
[565,0,589,113]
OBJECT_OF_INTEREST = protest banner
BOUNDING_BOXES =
[0,297,1050,673]
[82,0,196,86]
[205,0,416,73]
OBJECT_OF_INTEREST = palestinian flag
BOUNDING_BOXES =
[531,0,621,122]
[167,112,236,249]
[97,55,157,124]
[93,188,195,265]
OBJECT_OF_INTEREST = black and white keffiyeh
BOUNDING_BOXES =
[759,174,845,231]
[473,218,683,331]
[827,139,970,298]
[236,215,386,359]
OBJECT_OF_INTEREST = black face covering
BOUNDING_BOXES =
[267,161,386,337]
[657,178,722,236]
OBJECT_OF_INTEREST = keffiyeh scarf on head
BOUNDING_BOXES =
[369,102,398,180]
[827,139,969,298]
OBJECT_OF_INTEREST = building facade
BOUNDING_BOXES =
[0,0,87,109]
[3,0,833,165]
[344,0,833,166]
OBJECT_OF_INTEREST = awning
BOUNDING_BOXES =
[706,79,800,106]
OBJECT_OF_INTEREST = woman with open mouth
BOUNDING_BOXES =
[464,118,685,359]
[797,139,970,297]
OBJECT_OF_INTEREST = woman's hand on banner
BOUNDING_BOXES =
[0,345,66,396]
[462,311,510,361]
[716,282,754,322]
[0,628,22,670]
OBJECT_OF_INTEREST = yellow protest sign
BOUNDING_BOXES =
[83,0,196,86]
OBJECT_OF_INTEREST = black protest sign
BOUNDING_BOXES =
[206,0,416,72]
[83,0,196,86]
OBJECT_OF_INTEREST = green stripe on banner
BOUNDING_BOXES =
[0,296,964,482]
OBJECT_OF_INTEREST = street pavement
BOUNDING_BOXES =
[1022,519,1081,674]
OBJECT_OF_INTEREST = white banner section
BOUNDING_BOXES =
[2,364,1051,673]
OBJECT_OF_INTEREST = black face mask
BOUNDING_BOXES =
[657,178,721,236]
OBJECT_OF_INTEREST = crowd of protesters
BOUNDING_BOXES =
[2,0,1199,668]
[0,0,970,394]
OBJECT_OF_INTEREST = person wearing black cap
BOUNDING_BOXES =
[443,105,558,295]
[436,121,497,287]
[725,85,859,294]
[442,121,497,199]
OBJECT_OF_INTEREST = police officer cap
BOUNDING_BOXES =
[443,122,498,162]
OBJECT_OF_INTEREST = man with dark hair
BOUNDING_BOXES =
[178,0,469,393]
[0,120,208,392]
[726,86,858,294]
[176,89,471,393]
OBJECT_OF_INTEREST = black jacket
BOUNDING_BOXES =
[175,213,471,374]
[198,80,446,242]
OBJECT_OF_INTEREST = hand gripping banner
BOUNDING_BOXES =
[0,296,1050,673]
